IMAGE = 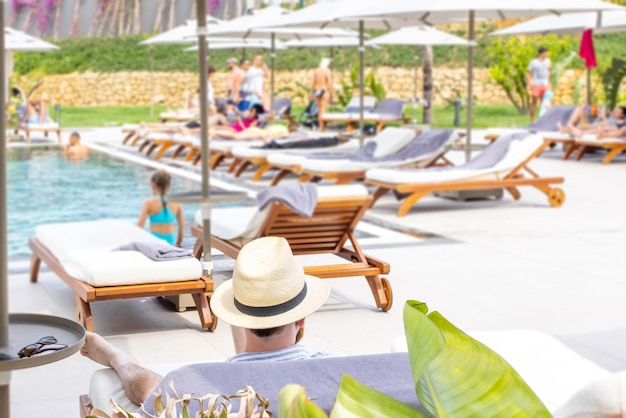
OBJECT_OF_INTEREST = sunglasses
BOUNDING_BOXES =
[18,336,68,358]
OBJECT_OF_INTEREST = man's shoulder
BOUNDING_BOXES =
[226,344,334,363]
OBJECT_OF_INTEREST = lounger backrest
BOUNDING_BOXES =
[259,185,370,255]
[369,127,418,158]
[527,105,576,132]
[460,132,543,172]
[381,129,454,162]
[273,97,292,116]
[345,96,377,113]
[373,99,405,116]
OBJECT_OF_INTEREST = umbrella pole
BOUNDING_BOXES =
[586,67,591,106]
[149,46,154,119]
[330,46,334,107]
[196,0,212,280]
[358,19,364,144]
[0,0,10,414]
[414,46,418,124]
[271,32,275,114]
[465,10,475,161]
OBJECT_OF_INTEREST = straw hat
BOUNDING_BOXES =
[210,237,330,329]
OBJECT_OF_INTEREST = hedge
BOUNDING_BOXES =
[12,29,626,76]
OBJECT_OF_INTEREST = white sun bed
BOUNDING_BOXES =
[299,128,454,174]
[17,121,62,145]
[29,219,215,331]
[265,127,430,185]
[365,133,566,216]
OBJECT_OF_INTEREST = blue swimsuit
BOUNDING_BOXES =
[149,197,177,245]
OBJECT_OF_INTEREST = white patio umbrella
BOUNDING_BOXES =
[208,6,358,112]
[492,11,626,36]
[184,38,288,51]
[264,0,622,156]
[4,28,59,102]
[140,16,224,45]
[368,26,475,124]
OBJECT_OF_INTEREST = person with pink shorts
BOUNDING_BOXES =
[527,47,551,123]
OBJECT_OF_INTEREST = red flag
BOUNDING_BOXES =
[579,28,597,68]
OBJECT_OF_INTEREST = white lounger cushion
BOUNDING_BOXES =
[21,122,60,129]
[232,139,360,159]
[485,128,570,141]
[366,134,544,184]
[267,152,308,167]
[578,134,626,144]
[36,219,201,287]
[160,111,198,119]
[196,185,369,241]
[210,139,265,153]
[485,128,527,136]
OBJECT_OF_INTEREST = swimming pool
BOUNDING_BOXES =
[7,148,240,257]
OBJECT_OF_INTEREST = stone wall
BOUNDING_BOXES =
[12,66,608,108]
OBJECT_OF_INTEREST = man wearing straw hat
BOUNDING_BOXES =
[80,237,330,406]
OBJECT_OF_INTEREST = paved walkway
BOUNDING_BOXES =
[7,127,626,416]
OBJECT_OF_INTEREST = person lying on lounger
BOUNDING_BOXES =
[177,103,289,140]
[558,105,626,137]
[133,103,230,140]
[80,237,330,407]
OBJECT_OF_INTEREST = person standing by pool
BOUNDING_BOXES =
[64,132,89,160]
[527,47,551,123]
[137,170,184,247]
[245,55,269,110]
[311,58,332,126]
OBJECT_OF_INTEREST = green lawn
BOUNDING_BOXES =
[57,103,531,129]
[58,105,169,127]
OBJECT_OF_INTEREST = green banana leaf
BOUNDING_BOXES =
[404,300,552,418]
[330,374,429,418]
[278,384,328,418]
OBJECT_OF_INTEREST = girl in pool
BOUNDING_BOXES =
[137,170,184,247]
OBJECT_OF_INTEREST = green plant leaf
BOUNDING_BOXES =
[330,374,430,418]
[403,300,552,418]
[278,384,328,418]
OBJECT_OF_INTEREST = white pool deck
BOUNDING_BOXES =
[6,127,626,416]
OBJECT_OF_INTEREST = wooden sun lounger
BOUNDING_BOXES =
[566,138,626,164]
[366,139,566,217]
[191,194,393,312]
[487,132,577,160]
[296,152,452,186]
[16,124,62,145]
[28,238,217,332]
[159,113,199,124]
[319,115,410,133]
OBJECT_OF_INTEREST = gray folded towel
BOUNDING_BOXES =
[115,241,193,261]
[256,183,318,218]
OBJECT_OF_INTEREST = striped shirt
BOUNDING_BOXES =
[226,344,331,363]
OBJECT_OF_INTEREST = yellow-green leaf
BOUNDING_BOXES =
[404,300,552,418]
[330,374,429,418]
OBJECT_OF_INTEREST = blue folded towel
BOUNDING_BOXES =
[115,241,193,261]
[256,183,318,218]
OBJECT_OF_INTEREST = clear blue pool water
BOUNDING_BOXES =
[7,148,240,257]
